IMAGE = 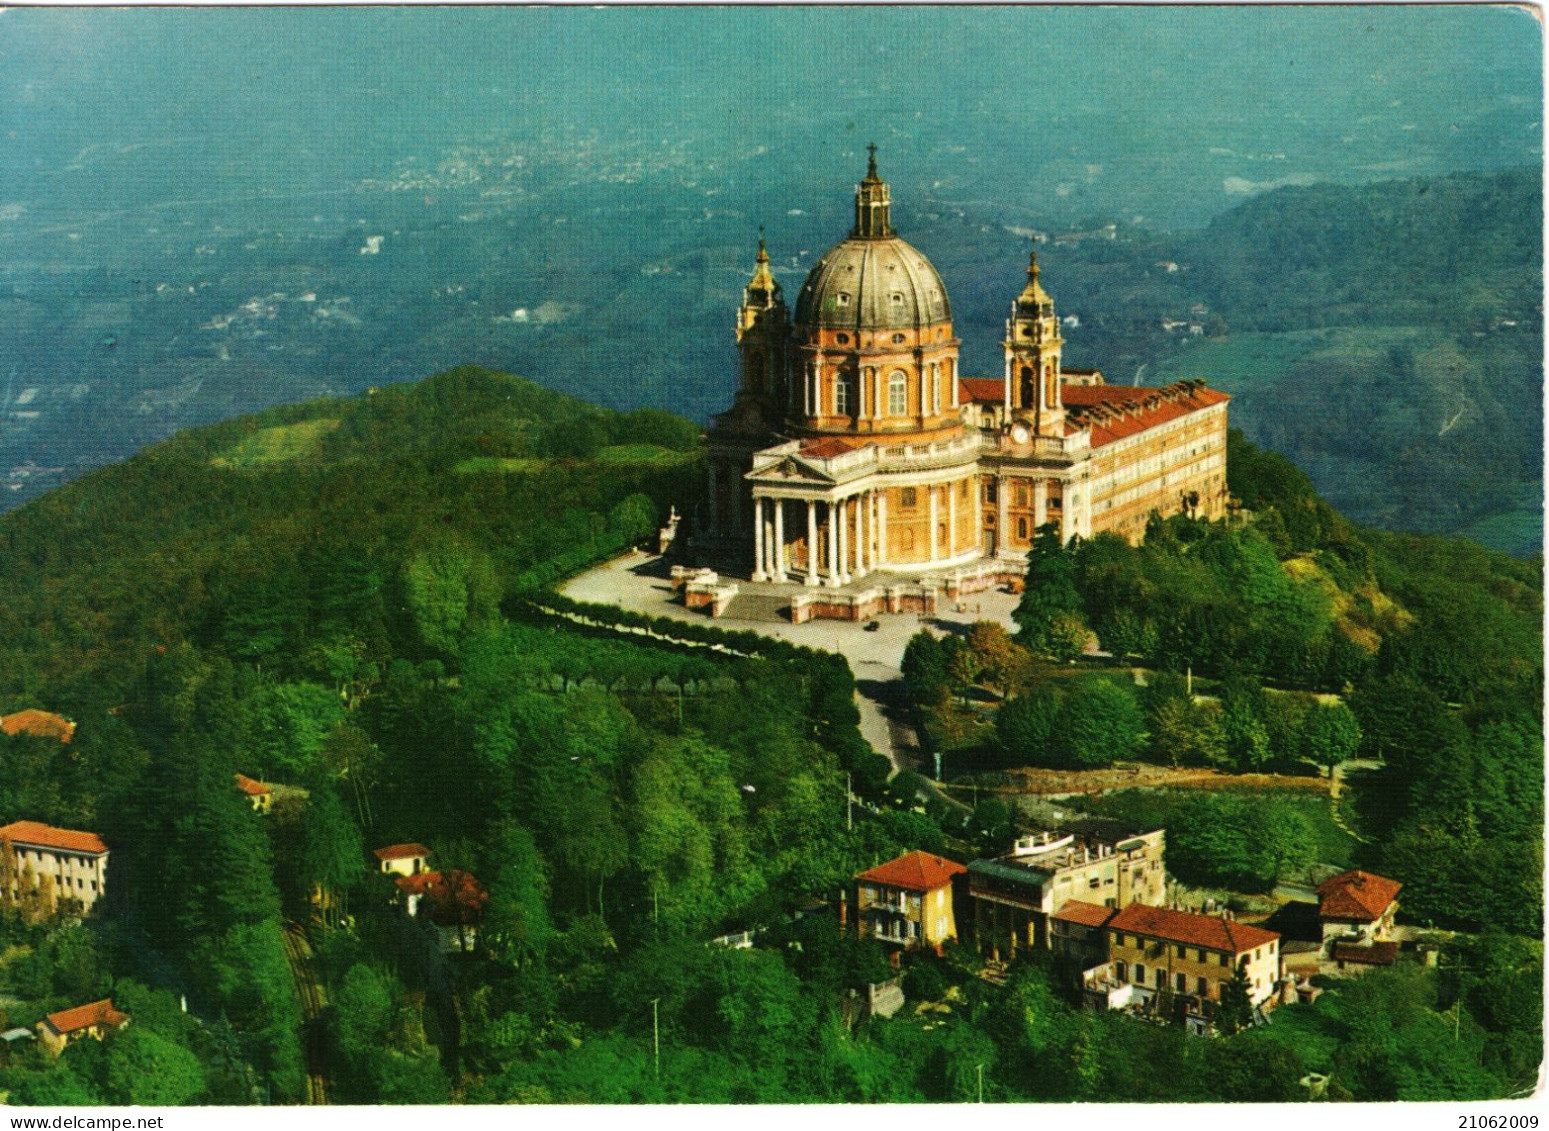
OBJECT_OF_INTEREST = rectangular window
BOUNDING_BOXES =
[1175,972,1187,993]
[901,487,917,509]
[1197,976,1208,996]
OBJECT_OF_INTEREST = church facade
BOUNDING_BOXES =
[703,153,1229,611]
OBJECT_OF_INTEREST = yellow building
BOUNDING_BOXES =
[704,152,1230,620]
[854,850,967,952]
[1092,903,1282,1017]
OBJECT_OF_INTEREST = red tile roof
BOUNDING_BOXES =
[1108,903,1279,954]
[958,377,1004,405]
[799,436,865,460]
[1317,871,1402,922]
[0,710,75,744]
[42,999,127,1036]
[1062,382,1230,449]
[394,872,437,896]
[1052,899,1116,928]
[373,842,430,862]
[1333,941,1400,966]
[856,850,966,892]
[397,869,488,926]
[234,773,271,797]
[0,821,107,856]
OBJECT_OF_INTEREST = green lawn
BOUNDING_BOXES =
[1151,326,1445,391]
[1086,785,1358,871]
[593,444,698,466]
[212,418,340,467]
[454,456,551,474]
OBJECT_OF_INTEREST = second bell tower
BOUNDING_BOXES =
[1003,250,1065,438]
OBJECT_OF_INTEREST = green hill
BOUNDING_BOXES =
[0,368,1535,1104]
[1154,168,1542,554]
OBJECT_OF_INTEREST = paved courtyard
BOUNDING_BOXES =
[561,550,1022,776]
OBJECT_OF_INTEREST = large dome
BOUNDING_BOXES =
[794,235,952,331]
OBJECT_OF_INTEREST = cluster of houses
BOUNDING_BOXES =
[0,706,1406,1047]
[853,822,1402,1031]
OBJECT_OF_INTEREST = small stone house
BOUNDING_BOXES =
[37,999,128,1057]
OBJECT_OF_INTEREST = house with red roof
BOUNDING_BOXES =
[235,773,274,815]
[36,999,128,1057]
[0,709,75,745]
[1049,899,1116,970]
[373,842,431,878]
[0,820,109,915]
[854,850,967,952]
[1318,870,1402,966]
[1087,903,1283,1023]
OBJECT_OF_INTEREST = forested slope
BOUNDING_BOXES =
[0,370,1534,1103]
[1164,167,1542,551]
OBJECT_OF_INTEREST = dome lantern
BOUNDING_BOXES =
[853,144,894,240]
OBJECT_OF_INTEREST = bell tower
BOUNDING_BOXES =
[736,232,790,415]
[1003,250,1065,438]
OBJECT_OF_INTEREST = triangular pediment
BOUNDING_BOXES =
[749,455,834,484]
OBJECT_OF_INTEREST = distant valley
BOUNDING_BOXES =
[0,160,1538,553]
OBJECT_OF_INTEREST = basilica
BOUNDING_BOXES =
[700,152,1229,620]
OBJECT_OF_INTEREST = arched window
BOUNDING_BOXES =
[1020,366,1035,408]
[888,371,908,415]
[834,375,850,417]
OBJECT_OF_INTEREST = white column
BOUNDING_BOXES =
[773,498,786,581]
[752,497,767,581]
[857,491,869,577]
[859,367,868,420]
[929,486,940,562]
[947,477,957,557]
[1003,354,1013,411]
[827,501,840,587]
[838,497,851,584]
[806,500,820,587]
[1034,479,1048,530]
[874,369,884,421]
[877,491,888,566]
[949,359,958,408]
